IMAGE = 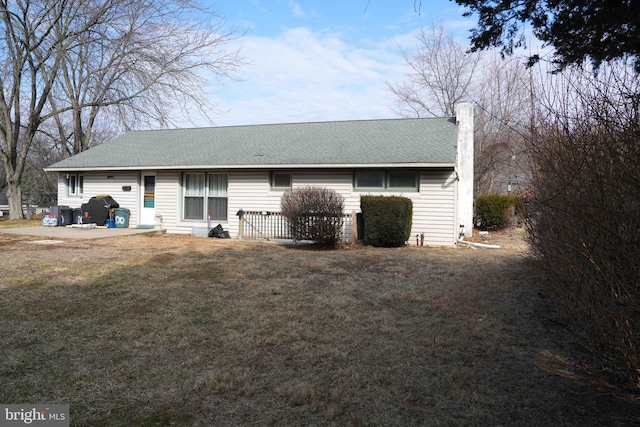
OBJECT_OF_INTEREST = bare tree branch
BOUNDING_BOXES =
[386,23,481,117]
[45,0,243,157]
[0,0,111,218]
[474,55,531,195]
[0,0,242,218]
[387,23,532,196]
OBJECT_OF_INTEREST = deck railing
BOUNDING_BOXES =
[238,210,357,244]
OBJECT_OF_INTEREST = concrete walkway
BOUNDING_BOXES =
[0,225,162,240]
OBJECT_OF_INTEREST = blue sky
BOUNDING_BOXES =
[201,0,477,126]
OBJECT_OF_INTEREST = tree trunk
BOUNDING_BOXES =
[1,141,26,220]
[6,177,24,220]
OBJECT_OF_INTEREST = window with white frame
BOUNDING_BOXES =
[66,173,84,196]
[271,171,292,189]
[207,173,228,220]
[354,170,419,191]
[354,171,385,189]
[183,172,228,221]
[388,171,419,189]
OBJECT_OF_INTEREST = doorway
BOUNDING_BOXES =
[140,173,156,225]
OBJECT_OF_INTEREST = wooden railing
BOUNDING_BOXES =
[238,210,357,244]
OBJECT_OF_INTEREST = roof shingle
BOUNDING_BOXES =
[46,117,458,171]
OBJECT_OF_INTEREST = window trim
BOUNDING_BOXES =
[66,173,84,197]
[206,173,228,221]
[182,171,228,222]
[387,170,419,190]
[271,171,292,190]
[354,170,385,189]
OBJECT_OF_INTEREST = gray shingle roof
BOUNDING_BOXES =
[46,117,458,171]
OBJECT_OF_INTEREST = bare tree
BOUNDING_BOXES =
[473,55,531,195]
[0,0,241,219]
[0,0,114,219]
[388,24,532,197]
[386,23,481,117]
[25,134,63,208]
[44,0,242,158]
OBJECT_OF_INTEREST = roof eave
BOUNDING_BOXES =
[44,162,456,173]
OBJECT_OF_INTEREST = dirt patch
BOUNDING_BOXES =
[0,229,638,426]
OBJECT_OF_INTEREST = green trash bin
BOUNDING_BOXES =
[114,208,130,228]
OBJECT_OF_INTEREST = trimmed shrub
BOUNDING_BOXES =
[361,195,412,247]
[474,194,517,230]
[281,187,344,248]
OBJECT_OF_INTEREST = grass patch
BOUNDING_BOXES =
[0,218,41,228]
[0,232,638,426]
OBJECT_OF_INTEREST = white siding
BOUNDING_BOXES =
[415,170,457,245]
[293,169,355,207]
[57,171,139,226]
[154,171,181,233]
[227,168,457,246]
[227,170,277,237]
[158,170,250,235]
[57,168,457,245]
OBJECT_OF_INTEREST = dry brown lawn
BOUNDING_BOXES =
[0,226,638,426]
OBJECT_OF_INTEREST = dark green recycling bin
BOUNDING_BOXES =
[114,208,130,228]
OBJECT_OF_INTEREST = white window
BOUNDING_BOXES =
[388,171,419,189]
[355,171,385,189]
[207,173,228,221]
[354,170,419,191]
[183,172,228,221]
[66,174,84,196]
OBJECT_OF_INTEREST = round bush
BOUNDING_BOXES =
[361,196,413,247]
[474,194,517,230]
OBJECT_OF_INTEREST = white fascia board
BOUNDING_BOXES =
[45,162,456,172]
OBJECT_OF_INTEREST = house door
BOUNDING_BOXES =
[140,173,156,225]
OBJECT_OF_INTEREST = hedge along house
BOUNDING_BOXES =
[45,103,474,245]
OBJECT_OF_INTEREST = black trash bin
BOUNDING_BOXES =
[59,207,73,226]
[49,206,70,227]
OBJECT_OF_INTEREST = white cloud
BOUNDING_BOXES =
[289,1,304,17]
[210,27,410,126]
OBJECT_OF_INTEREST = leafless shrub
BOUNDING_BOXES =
[525,62,640,389]
[281,187,345,248]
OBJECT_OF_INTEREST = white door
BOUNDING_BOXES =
[140,173,156,225]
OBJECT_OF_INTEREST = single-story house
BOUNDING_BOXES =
[45,103,474,245]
